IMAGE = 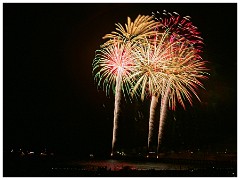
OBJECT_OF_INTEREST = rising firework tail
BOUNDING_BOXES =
[148,95,158,149]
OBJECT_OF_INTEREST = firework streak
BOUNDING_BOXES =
[112,73,122,153]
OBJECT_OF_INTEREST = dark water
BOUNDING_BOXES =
[4,156,237,177]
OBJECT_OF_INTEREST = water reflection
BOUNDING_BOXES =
[63,159,191,171]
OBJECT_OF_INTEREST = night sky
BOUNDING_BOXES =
[4,3,237,156]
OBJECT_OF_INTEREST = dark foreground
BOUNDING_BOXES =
[4,154,237,177]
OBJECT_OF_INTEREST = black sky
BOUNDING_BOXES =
[3,3,237,156]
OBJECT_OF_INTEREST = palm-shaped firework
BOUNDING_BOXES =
[130,38,208,155]
[93,15,159,155]
[93,42,134,154]
[129,37,179,149]
[93,11,209,157]
[151,11,208,155]
[155,41,208,155]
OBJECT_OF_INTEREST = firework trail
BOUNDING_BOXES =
[157,78,172,153]
[111,73,122,154]
[148,95,158,149]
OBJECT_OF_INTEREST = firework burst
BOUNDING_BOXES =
[102,15,161,47]
[93,42,134,98]
[153,10,204,52]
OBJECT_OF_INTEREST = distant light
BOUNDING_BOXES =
[40,152,47,156]
[111,153,113,156]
